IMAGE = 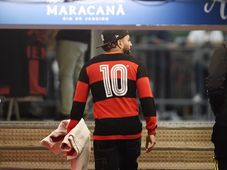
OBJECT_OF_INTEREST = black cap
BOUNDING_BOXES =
[97,30,129,48]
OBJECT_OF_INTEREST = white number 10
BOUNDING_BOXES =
[100,64,128,98]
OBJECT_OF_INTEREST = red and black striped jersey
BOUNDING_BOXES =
[68,52,157,140]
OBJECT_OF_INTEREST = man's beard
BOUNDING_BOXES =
[123,48,130,54]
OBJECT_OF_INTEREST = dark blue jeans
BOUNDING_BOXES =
[93,138,141,170]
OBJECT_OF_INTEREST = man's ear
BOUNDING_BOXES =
[117,39,123,48]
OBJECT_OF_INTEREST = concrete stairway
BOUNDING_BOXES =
[0,121,214,170]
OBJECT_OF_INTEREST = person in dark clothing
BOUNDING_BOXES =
[67,30,157,170]
[55,30,91,118]
[206,42,227,170]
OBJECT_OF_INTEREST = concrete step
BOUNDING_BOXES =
[0,162,214,170]
[0,121,215,170]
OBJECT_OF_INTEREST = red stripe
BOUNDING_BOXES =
[67,119,79,133]
[93,133,141,140]
[145,116,157,135]
[94,97,138,119]
[137,77,153,98]
[74,81,89,102]
[86,61,138,84]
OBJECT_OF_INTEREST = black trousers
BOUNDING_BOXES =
[93,138,141,170]
[212,123,227,170]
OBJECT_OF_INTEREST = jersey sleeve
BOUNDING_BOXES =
[67,66,90,133]
[136,63,157,135]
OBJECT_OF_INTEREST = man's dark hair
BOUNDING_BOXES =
[101,41,118,52]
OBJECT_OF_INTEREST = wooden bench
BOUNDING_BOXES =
[0,121,214,170]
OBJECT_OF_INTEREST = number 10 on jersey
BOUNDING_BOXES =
[100,64,128,98]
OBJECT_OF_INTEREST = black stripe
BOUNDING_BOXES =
[91,79,136,102]
[94,116,142,136]
[137,63,149,79]
[70,101,86,120]
[78,66,89,83]
[140,97,156,117]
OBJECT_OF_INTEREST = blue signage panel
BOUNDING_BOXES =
[0,0,226,26]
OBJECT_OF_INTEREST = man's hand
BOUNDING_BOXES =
[145,134,156,153]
